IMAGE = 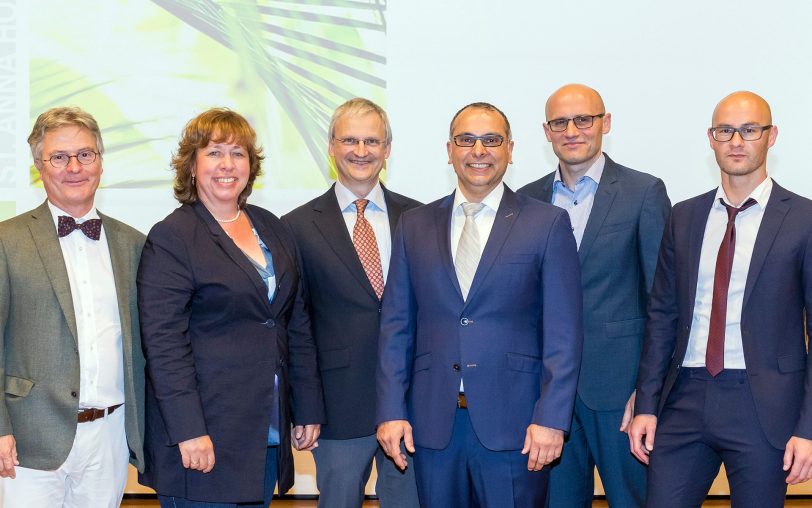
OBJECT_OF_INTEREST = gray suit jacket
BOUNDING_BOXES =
[0,201,146,471]
[518,155,671,410]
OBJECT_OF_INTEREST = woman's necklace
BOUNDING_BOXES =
[214,209,241,223]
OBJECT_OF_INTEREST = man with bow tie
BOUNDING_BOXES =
[0,107,146,507]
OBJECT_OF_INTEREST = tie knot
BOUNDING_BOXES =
[462,202,485,218]
[58,216,102,240]
[355,199,369,217]
[720,197,757,221]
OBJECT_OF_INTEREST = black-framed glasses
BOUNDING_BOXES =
[333,137,384,148]
[546,114,605,132]
[39,150,100,168]
[451,134,505,147]
[709,125,772,142]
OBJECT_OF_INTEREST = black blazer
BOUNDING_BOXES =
[282,184,421,439]
[635,182,812,449]
[138,202,324,502]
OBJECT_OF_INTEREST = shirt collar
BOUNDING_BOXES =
[553,153,606,188]
[453,182,505,214]
[335,179,387,213]
[714,176,773,211]
[47,200,99,228]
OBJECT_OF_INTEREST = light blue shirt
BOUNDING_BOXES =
[551,154,606,249]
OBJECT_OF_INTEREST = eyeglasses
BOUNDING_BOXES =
[708,125,773,142]
[546,114,605,132]
[333,137,385,148]
[451,135,505,147]
[39,150,100,168]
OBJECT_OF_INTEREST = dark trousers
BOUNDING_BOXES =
[413,408,549,508]
[646,368,787,508]
[158,445,279,507]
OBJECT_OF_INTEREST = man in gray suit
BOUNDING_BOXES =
[519,84,670,507]
[0,107,145,507]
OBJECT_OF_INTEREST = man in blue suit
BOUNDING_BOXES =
[519,84,671,507]
[630,91,812,507]
[376,102,583,507]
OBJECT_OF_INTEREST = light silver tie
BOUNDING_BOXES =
[455,202,485,301]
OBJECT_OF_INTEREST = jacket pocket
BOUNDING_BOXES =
[506,352,542,374]
[498,253,536,264]
[5,375,34,397]
[778,354,806,373]
[605,317,646,338]
[319,348,350,371]
[413,352,432,373]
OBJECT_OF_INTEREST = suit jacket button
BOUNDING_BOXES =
[265,319,275,328]
[460,317,469,326]
[71,391,78,398]
[453,363,461,371]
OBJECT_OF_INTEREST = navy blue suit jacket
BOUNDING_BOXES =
[282,184,421,440]
[138,203,324,502]
[635,182,812,449]
[376,186,583,451]
[518,155,671,410]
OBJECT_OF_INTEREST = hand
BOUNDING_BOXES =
[784,435,812,484]
[293,424,321,451]
[0,434,18,479]
[619,390,637,433]
[521,424,563,471]
[178,435,215,473]
[376,420,414,471]
[628,414,657,464]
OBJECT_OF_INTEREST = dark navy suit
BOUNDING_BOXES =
[635,182,812,507]
[519,154,670,507]
[377,186,583,506]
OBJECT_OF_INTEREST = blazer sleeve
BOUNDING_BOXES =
[137,220,208,444]
[793,229,812,439]
[0,235,11,436]
[376,215,417,424]
[535,210,583,431]
[638,178,671,292]
[635,211,680,415]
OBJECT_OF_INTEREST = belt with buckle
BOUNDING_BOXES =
[457,393,468,409]
[77,403,123,423]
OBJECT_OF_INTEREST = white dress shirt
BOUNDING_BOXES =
[450,183,504,265]
[551,154,605,249]
[335,180,392,283]
[48,201,125,409]
[682,177,773,369]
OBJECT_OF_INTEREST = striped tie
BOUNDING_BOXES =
[455,202,485,301]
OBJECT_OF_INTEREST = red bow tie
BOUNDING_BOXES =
[58,216,102,240]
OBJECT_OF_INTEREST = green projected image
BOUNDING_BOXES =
[30,0,387,191]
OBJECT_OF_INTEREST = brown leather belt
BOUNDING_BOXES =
[457,393,468,409]
[77,404,123,423]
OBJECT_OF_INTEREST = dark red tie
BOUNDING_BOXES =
[58,216,102,240]
[706,197,757,376]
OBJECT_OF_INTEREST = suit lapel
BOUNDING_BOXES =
[537,173,555,203]
[249,206,295,315]
[742,183,791,310]
[383,184,407,246]
[193,203,271,308]
[435,193,462,299]
[465,187,519,306]
[687,190,717,314]
[311,186,379,300]
[28,202,78,346]
[577,159,618,264]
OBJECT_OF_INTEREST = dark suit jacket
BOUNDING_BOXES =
[138,202,325,502]
[376,186,583,451]
[0,201,146,471]
[635,182,812,449]
[282,184,421,440]
[518,154,671,410]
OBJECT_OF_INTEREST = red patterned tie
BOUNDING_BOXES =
[352,199,385,299]
[706,197,757,376]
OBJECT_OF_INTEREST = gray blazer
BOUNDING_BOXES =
[0,201,146,471]
[518,155,671,410]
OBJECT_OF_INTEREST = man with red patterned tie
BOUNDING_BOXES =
[629,91,812,507]
[0,107,145,507]
[283,98,420,507]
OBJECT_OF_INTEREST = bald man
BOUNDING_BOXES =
[629,91,812,507]
[519,84,670,507]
